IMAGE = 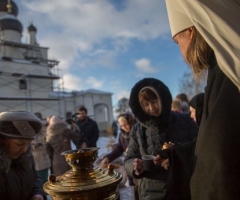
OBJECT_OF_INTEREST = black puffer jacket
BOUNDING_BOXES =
[0,140,47,200]
[124,78,198,200]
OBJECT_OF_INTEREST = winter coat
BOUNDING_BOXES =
[190,54,240,199]
[124,78,198,200]
[105,131,130,162]
[32,130,51,171]
[75,117,99,147]
[46,122,81,176]
[0,141,47,200]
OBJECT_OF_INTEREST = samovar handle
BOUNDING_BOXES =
[48,174,57,183]
[107,163,116,175]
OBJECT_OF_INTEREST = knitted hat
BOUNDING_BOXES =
[0,111,42,139]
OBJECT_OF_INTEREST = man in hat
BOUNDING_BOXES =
[163,0,240,199]
[0,111,47,200]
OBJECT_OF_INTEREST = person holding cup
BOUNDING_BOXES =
[124,78,198,200]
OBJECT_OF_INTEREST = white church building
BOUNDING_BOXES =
[0,0,114,131]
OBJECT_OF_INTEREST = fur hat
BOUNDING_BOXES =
[0,111,42,139]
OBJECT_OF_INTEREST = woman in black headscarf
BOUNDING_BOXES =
[189,93,204,127]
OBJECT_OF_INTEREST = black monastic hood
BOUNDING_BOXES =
[129,78,172,130]
[189,93,204,127]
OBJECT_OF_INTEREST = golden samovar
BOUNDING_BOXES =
[43,147,123,200]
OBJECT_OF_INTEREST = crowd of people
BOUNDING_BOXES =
[0,0,239,199]
[32,106,99,179]
[0,91,205,200]
[0,106,100,199]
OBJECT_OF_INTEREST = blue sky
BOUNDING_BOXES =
[17,0,190,106]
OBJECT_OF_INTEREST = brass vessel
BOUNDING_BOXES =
[43,148,123,200]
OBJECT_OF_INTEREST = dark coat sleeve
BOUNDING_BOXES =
[86,121,99,147]
[104,134,125,162]
[185,114,198,141]
[72,129,83,148]
[30,155,47,200]
[168,112,198,145]
[46,142,53,160]
[124,124,144,179]
[166,139,196,200]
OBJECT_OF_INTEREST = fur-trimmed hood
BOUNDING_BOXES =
[46,122,68,142]
[129,78,172,130]
[0,138,32,173]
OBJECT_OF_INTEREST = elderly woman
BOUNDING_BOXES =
[0,111,46,200]
[100,112,136,168]
[100,112,136,188]
[46,116,81,176]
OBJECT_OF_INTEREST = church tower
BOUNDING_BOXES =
[0,0,61,119]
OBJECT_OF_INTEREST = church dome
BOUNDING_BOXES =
[28,23,37,32]
[0,14,23,33]
[0,0,18,16]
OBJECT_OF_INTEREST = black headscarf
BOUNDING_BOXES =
[189,93,204,127]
